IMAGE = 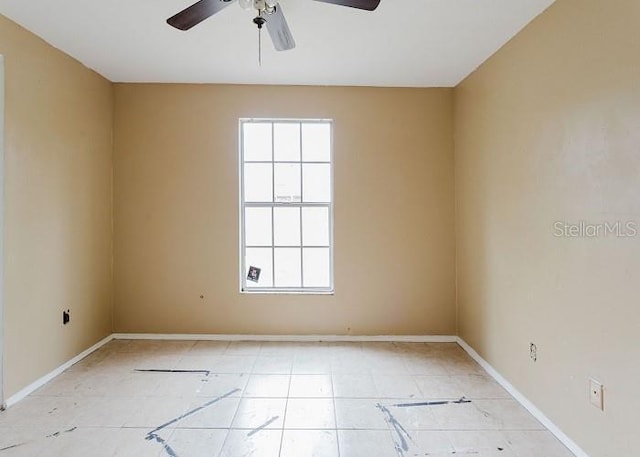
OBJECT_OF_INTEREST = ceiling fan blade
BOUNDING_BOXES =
[167,0,235,31]
[313,0,380,11]
[265,4,296,51]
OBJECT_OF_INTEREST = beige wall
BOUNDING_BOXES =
[454,0,640,455]
[0,15,114,398]
[113,84,456,335]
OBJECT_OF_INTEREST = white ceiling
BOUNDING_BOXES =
[0,0,554,87]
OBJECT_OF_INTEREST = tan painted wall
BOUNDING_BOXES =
[113,84,456,335]
[454,0,640,455]
[0,15,114,398]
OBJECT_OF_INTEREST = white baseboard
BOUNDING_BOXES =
[112,333,458,343]
[4,334,114,409]
[455,337,589,457]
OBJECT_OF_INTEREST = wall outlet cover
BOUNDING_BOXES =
[589,378,604,411]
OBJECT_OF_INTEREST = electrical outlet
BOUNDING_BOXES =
[529,343,537,362]
[589,378,604,410]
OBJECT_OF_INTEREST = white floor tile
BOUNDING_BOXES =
[210,355,257,374]
[124,397,190,428]
[414,375,466,399]
[280,430,339,457]
[504,430,575,457]
[334,399,389,430]
[337,429,397,457]
[332,374,378,398]
[197,373,248,397]
[449,430,516,457]
[380,399,440,430]
[373,375,422,399]
[291,355,332,374]
[164,428,228,457]
[0,339,574,457]
[252,356,293,375]
[219,429,282,457]
[232,398,286,430]
[409,430,456,456]
[176,396,240,428]
[244,375,290,398]
[284,398,335,429]
[188,340,229,355]
[289,375,333,398]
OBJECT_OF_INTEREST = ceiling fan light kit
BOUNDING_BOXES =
[167,0,381,61]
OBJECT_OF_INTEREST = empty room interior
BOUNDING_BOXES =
[0,0,637,456]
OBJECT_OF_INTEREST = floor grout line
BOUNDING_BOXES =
[274,350,294,457]
[330,365,340,457]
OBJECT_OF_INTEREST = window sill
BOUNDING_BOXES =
[241,289,334,295]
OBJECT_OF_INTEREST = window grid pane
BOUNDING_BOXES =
[274,248,302,287]
[302,164,331,203]
[241,119,332,293]
[244,163,273,202]
[274,207,301,246]
[274,122,301,161]
[274,163,301,202]
[243,123,272,162]
[303,248,331,288]
[245,248,273,288]
[245,207,272,246]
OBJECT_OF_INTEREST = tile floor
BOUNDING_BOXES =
[0,340,575,457]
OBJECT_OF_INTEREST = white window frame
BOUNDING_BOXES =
[239,118,334,294]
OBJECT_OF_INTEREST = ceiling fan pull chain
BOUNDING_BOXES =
[258,27,262,66]
[252,13,267,66]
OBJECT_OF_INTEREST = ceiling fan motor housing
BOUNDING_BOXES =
[257,0,278,13]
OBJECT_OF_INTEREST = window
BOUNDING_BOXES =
[240,119,333,293]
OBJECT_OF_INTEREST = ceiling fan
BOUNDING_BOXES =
[167,0,381,52]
